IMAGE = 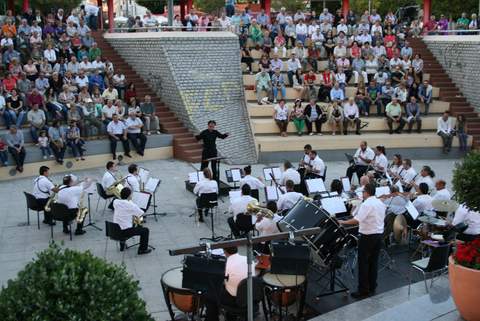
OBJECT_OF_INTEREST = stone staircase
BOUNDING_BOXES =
[409,37,480,149]
[92,31,203,162]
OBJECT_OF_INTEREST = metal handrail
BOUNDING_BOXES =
[425,29,480,35]
[110,25,229,33]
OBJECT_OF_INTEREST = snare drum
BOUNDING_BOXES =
[161,267,202,319]
[263,273,306,307]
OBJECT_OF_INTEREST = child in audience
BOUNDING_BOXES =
[0,137,8,166]
[38,130,54,160]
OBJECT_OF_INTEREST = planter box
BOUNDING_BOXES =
[448,256,480,321]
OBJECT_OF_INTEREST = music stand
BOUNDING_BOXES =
[83,182,102,231]
[344,153,355,164]
[143,178,166,220]
[225,168,242,189]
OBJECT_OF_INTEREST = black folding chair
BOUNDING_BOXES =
[96,183,113,215]
[198,193,223,242]
[104,221,140,261]
[24,192,42,229]
[319,165,327,181]
[250,189,260,201]
[220,277,268,321]
[50,203,75,241]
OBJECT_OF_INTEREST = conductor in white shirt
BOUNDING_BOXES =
[437,110,455,153]
[107,114,131,160]
[228,184,257,237]
[113,187,152,255]
[339,183,386,299]
[277,180,303,212]
[194,168,219,222]
[205,246,250,321]
[33,166,58,225]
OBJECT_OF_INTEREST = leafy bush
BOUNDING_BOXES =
[0,244,154,321]
[452,151,480,212]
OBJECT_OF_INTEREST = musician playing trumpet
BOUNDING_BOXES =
[57,175,93,235]
[33,166,58,225]
[113,187,151,255]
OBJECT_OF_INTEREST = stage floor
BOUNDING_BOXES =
[0,158,462,320]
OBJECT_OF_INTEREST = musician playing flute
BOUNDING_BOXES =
[33,165,58,225]
[195,120,229,181]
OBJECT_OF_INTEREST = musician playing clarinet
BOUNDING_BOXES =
[195,120,229,181]
[346,141,375,183]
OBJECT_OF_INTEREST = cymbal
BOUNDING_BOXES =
[432,199,459,212]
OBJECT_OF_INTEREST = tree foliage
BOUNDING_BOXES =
[272,0,306,13]
[15,0,82,15]
[136,0,168,14]
[0,244,154,321]
[194,0,225,15]
[452,152,480,212]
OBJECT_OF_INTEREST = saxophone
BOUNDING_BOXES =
[44,185,59,212]
[76,188,89,223]
[133,215,144,227]
[106,176,126,198]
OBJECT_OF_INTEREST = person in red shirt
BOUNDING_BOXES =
[302,70,317,101]
[3,72,17,93]
[318,69,334,102]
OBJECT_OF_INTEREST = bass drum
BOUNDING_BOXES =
[277,198,330,232]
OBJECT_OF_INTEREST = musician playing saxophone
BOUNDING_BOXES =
[56,175,93,235]
[102,161,119,195]
[113,187,152,255]
[33,166,58,225]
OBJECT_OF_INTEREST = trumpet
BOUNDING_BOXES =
[106,176,127,198]
[44,184,59,212]
[246,200,275,219]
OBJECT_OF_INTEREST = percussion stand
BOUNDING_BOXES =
[84,193,102,231]
[313,258,350,300]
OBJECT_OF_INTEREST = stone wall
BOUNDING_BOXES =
[104,32,257,165]
[424,35,480,112]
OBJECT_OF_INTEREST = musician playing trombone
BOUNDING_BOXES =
[113,187,152,255]
[33,165,58,225]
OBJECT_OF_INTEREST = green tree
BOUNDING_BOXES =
[272,0,306,13]
[136,0,168,14]
[194,0,225,15]
[452,152,480,212]
[15,0,82,15]
[0,244,154,321]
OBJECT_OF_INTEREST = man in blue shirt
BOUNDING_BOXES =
[330,83,345,101]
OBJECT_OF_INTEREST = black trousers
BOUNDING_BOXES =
[8,146,25,167]
[63,208,84,232]
[50,142,66,162]
[201,150,219,181]
[346,164,369,182]
[305,118,324,134]
[386,117,406,133]
[36,198,52,222]
[109,134,130,156]
[127,132,147,155]
[205,287,237,321]
[343,117,361,134]
[119,226,150,252]
[457,233,480,243]
[358,233,382,294]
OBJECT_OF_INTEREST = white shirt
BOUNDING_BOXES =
[373,154,388,172]
[256,216,281,236]
[295,23,307,35]
[57,186,83,209]
[33,175,54,199]
[281,168,301,185]
[432,188,451,202]
[113,199,143,230]
[309,156,325,176]
[354,147,375,166]
[239,175,265,190]
[102,171,117,190]
[193,179,218,195]
[415,175,435,192]
[343,103,359,119]
[437,117,454,134]
[274,104,289,120]
[125,117,143,134]
[225,253,250,296]
[355,196,386,234]
[336,24,348,35]
[229,195,256,222]
[277,191,303,211]
[75,75,89,88]
[413,194,433,214]
[125,174,140,192]
[107,120,126,135]
[452,205,480,235]
[401,167,417,184]
[287,58,301,71]
[44,49,57,62]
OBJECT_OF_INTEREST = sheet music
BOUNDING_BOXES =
[272,167,282,180]
[231,169,242,182]
[198,171,205,181]
[265,186,280,201]
[263,168,273,181]
[229,190,242,202]
[375,186,391,197]
[395,180,404,193]
[405,201,420,220]
[321,197,348,215]
[145,177,160,193]
[139,168,150,185]
[341,177,351,192]
[188,172,199,183]
[132,191,151,210]
[306,178,326,194]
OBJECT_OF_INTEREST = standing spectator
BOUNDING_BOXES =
[273,99,289,137]
[406,96,422,133]
[84,2,99,30]
[455,114,468,152]
[27,103,47,142]
[48,120,66,164]
[456,12,470,30]
[125,111,147,156]
[271,68,286,103]
[38,130,54,159]
[418,80,433,115]
[468,14,478,29]
[107,114,131,160]
[66,121,86,161]
[6,89,26,128]
[254,68,272,105]
[290,99,305,136]
[385,98,406,134]
[139,95,160,135]
[5,126,26,172]
[437,111,455,153]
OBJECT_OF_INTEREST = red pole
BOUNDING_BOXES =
[180,0,186,20]
[108,0,114,32]
[22,0,30,12]
[342,0,349,19]
[187,0,193,12]
[423,0,431,26]
[264,0,271,16]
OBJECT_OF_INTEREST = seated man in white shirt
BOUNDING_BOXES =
[281,161,301,185]
[107,114,131,160]
[239,165,264,200]
[205,246,250,321]
[305,150,325,179]
[125,110,147,156]
[228,184,257,238]
[412,183,434,215]
[452,204,480,242]
[255,201,282,254]
[398,159,417,191]
[437,111,455,153]
[432,179,451,202]
[346,141,375,182]
[277,180,303,212]
[193,168,219,222]
[33,165,58,225]
[125,163,141,192]
[113,187,151,254]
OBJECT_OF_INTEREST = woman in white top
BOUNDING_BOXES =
[412,183,433,215]
[373,145,388,174]
[194,168,218,222]
[387,154,403,177]
[273,99,289,137]
[364,55,378,83]
[414,165,435,192]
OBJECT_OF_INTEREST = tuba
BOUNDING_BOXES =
[246,200,275,219]
[106,176,126,198]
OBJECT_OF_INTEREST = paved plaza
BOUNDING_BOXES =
[0,157,463,320]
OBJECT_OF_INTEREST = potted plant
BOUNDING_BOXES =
[0,243,154,321]
[449,151,480,321]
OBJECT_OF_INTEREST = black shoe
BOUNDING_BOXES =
[199,216,204,223]
[124,153,132,158]
[113,154,117,160]
[119,242,126,251]
[356,131,361,135]
[351,291,369,299]
[63,228,70,234]
[74,229,86,235]
[389,130,393,135]
[138,248,152,255]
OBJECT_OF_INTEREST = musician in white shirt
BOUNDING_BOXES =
[305,150,325,179]
[398,159,417,190]
[125,163,141,192]
[107,114,131,160]
[437,111,455,153]
[413,166,435,193]
[432,180,451,202]
[33,166,58,225]
[194,168,218,222]
[281,161,301,185]
[227,184,257,237]
[339,183,385,298]
[277,180,303,212]
[452,204,480,242]
[113,187,151,254]
[388,154,403,177]
[413,183,434,214]
[102,161,119,195]
[346,141,375,182]
[372,145,388,174]
[56,175,92,235]
[239,165,265,192]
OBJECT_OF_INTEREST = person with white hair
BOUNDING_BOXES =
[125,109,147,156]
